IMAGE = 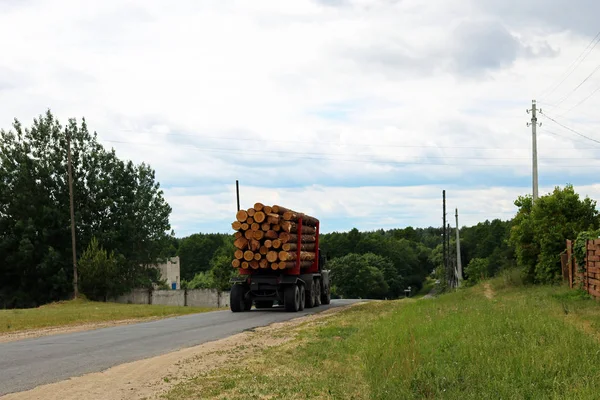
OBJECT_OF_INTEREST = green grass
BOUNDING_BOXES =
[0,298,216,334]
[164,280,600,400]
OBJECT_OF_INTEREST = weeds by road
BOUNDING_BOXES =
[0,298,216,340]
[164,280,600,399]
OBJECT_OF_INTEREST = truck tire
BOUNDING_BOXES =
[284,285,300,312]
[299,285,305,311]
[255,300,273,309]
[305,280,315,308]
[314,279,322,307]
[230,284,247,312]
[321,285,331,305]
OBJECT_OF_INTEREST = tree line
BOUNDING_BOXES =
[2,111,595,307]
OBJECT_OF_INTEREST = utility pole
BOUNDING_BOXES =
[67,131,78,299]
[447,223,453,288]
[442,190,447,282]
[527,100,541,202]
[455,208,463,287]
[235,180,240,211]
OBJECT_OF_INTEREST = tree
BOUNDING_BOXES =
[329,253,390,299]
[464,257,489,284]
[0,110,172,307]
[509,185,599,284]
[78,237,126,301]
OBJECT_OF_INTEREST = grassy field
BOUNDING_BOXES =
[0,298,216,334]
[164,275,600,399]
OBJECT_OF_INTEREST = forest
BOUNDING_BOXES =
[2,111,598,307]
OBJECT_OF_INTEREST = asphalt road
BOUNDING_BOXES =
[0,299,360,396]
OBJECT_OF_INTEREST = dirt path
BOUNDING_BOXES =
[483,283,495,299]
[0,318,164,344]
[2,304,361,400]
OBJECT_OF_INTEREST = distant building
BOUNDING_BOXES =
[154,256,181,290]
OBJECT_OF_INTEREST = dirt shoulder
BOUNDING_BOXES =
[2,304,363,400]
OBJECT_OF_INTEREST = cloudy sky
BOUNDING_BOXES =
[1,0,600,236]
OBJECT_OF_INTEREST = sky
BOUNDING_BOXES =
[1,0,600,236]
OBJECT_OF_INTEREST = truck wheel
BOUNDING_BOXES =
[255,300,273,309]
[298,285,305,311]
[230,284,247,312]
[314,279,322,307]
[321,286,331,305]
[284,285,300,312]
[305,281,315,308]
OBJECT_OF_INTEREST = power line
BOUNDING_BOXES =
[553,63,600,108]
[539,31,600,101]
[540,128,600,147]
[101,138,600,168]
[539,111,600,145]
[558,84,600,117]
[114,129,596,152]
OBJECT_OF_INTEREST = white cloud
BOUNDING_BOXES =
[1,0,600,236]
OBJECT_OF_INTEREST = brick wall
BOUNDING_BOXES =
[564,239,600,298]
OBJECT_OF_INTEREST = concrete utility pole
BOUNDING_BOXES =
[455,208,463,287]
[67,131,78,299]
[527,100,541,202]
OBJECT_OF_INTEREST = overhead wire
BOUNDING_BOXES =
[539,111,600,145]
[539,31,600,102]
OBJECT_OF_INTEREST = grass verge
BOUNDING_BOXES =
[0,298,216,334]
[164,281,600,399]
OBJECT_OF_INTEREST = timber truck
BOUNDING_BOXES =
[229,208,331,312]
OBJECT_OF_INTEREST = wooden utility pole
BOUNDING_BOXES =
[442,190,447,280]
[236,180,240,211]
[455,208,463,287]
[67,131,78,298]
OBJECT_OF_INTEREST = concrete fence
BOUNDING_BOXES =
[110,288,230,308]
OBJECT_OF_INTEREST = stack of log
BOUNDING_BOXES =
[231,203,319,271]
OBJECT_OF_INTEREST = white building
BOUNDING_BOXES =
[155,256,181,290]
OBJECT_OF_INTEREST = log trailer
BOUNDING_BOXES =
[229,215,331,312]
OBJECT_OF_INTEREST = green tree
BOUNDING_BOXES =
[465,257,489,284]
[509,185,599,284]
[78,237,126,301]
[329,253,390,299]
[0,110,172,307]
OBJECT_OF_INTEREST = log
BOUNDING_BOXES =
[244,230,254,240]
[264,206,272,214]
[254,202,264,211]
[280,221,316,234]
[278,251,316,261]
[280,261,313,269]
[241,261,249,269]
[232,259,241,268]
[236,210,248,222]
[250,239,261,252]
[270,262,279,270]
[234,237,249,250]
[259,245,268,255]
[250,260,259,269]
[241,223,249,230]
[272,224,281,232]
[254,212,266,223]
[234,231,243,239]
[247,208,256,217]
[259,259,268,269]
[272,239,282,249]
[244,250,254,261]
[254,252,262,261]
[261,223,271,231]
[288,234,316,243]
[264,240,273,248]
[283,242,316,252]
[232,221,242,230]
[267,213,281,224]
[279,232,291,243]
[234,249,244,260]
[282,211,319,227]
[251,223,260,231]
[265,230,278,239]
[253,230,264,240]
[266,251,278,263]
[247,217,254,224]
